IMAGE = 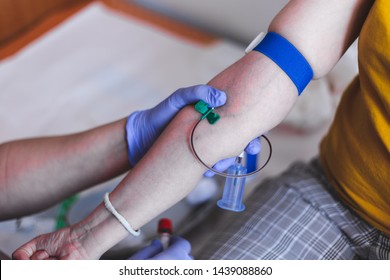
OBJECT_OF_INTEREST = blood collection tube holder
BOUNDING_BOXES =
[217,159,247,212]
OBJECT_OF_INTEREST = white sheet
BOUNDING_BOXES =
[0,2,243,142]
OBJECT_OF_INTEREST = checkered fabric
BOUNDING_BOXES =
[197,159,390,259]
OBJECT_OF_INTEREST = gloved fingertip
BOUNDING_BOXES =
[170,236,192,253]
[213,158,235,172]
[207,87,227,107]
[245,139,262,155]
[151,239,163,249]
[203,170,215,177]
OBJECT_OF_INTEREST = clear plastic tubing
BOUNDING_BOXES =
[217,156,247,212]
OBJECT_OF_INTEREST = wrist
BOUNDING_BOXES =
[70,204,130,259]
[69,220,103,259]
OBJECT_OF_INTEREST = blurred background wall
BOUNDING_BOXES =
[131,0,289,45]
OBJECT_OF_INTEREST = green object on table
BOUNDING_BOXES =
[55,195,78,230]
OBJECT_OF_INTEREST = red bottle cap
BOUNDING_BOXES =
[158,218,173,234]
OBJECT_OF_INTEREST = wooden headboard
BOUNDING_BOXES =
[0,0,216,60]
[0,0,91,46]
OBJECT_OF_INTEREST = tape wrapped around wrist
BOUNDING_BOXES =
[251,32,313,95]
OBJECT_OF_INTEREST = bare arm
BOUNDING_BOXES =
[13,0,373,259]
[0,119,130,220]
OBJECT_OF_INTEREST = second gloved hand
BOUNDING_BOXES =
[203,138,262,177]
[128,236,193,260]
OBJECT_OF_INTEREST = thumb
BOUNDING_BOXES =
[170,85,227,110]
[152,236,193,260]
[244,138,262,155]
[128,240,162,260]
[12,240,38,260]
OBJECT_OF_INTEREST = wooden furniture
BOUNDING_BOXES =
[0,0,216,60]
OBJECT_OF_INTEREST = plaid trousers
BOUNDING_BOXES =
[197,158,390,259]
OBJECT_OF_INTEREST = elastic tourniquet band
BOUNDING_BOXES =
[253,32,313,95]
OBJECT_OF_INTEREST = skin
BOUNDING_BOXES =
[0,119,130,219]
[7,0,373,259]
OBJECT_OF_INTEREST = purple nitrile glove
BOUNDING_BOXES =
[203,138,262,177]
[126,85,227,167]
[128,236,193,260]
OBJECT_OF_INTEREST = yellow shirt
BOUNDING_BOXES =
[320,0,390,236]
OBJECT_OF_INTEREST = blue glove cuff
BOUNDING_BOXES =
[252,32,313,95]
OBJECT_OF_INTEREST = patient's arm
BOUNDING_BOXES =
[13,0,373,259]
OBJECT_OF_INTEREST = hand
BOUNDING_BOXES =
[203,138,261,177]
[128,236,192,260]
[126,85,227,166]
[12,227,91,260]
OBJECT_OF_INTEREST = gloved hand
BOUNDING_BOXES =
[126,85,227,167]
[203,138,261,177]
[128,236,193,260]
[126,84,261,172]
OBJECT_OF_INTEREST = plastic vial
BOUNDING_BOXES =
[217,157,247,212]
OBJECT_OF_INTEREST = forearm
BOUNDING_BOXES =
[0,118,130,220]
[73,106,215,257]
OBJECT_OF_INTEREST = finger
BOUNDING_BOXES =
[197,85,227,108]
[12,240,38,260]
[164,236,192,260]
[244,138,262,155]
[213,157,236,173]
[171,85,227,110]
[151,85,227,135]
[31,250,50,260]
[203,157,236,177]
[203,170,215,177]
[12,249,31,260]
[153,236,192,260]
[128,240,162,260]
[169,236,192,254]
